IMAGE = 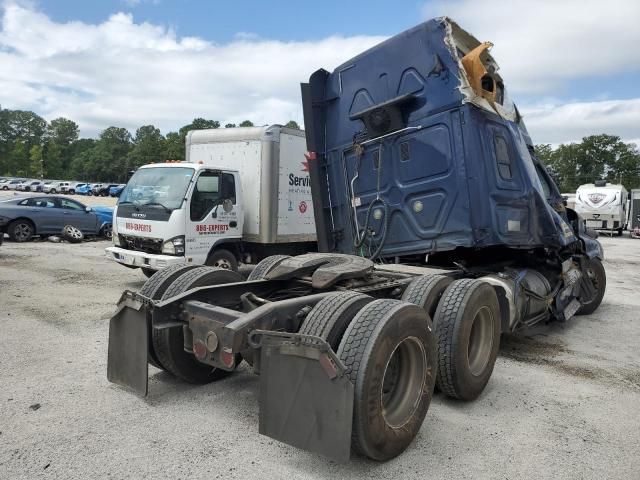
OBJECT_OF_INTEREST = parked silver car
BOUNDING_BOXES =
[43,181,69,194]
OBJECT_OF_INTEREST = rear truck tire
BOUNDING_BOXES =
[50,188,57,194]
[139,264,203,370]
[206,248,238,271]
[154,267,243,383]
[401,275,453,322]
[337,299,437,461]
[298,291,373,350]
[8,220,34,242]
[62,225,84,243]
[434,279,501,401]
[69,189,75,195]
[576,257,606,315]
[247,254,291,280]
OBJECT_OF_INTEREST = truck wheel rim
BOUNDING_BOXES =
[213,258,232,269]
[15,224,32,240]
[468,306,494,376]
[380,336,427,428]
[583,267,600,304]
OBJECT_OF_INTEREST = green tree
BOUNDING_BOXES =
[239,120,254,127]
[28,144,44,178]
[542,134,640,192]
[127,125,166,170]
[0,109,47,174]
[284,120,300,130]
[178,118,220,138]
[224,123,236,128]
[89,127,133,181]
[164,131,184,161]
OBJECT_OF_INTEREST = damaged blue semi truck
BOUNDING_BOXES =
[107,18,606,462]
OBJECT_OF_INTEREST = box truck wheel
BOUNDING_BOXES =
[576,258,606,315]
[206,248,238,271]
[154,267,243,383]
[247,255,291,281]
[337,299,437,461]
[434,279,500,401]
[298,291,373,350]
[401,275,453,322]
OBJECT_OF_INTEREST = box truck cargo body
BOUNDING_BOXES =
[106,126,316,276]
[185,126,315,244]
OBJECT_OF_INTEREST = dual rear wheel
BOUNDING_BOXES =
[139,260,500,461]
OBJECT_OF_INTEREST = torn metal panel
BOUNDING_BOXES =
[443,17,517,122]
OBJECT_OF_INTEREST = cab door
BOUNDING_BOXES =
[185,170,242,264]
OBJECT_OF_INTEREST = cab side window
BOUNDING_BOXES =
[190,171,220,221]
[494,135,513,181]
[220,173,236,204]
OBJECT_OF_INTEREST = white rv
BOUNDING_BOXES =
[575,181,628,235]
[105,125,316,276]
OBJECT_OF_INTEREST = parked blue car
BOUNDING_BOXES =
[0,196,113,242]
[75,183,93,195]
[109,184,126,197]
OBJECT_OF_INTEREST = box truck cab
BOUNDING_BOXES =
[105,125,316,276]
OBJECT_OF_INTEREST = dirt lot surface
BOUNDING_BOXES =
[1,235,639,479]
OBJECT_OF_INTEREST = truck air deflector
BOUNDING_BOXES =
[107,293,149,397]
[252,331,354,463]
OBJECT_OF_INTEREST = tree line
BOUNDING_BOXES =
[535,134,640,193]
[0,108,300,183]
[2,108,639,191]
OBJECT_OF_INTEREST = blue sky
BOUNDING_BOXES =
[1,0,639,144]
[39,0,421,43]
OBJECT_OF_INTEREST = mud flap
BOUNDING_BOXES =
[107,294,149,397]
[251,331,354,463]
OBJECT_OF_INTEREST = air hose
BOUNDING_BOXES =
[352,141,390,260]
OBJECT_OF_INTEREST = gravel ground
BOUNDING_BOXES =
[0,233,639,479]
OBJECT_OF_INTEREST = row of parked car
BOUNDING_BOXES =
[0,178,126,197]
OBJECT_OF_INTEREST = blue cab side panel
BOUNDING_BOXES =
[302,17,577,258]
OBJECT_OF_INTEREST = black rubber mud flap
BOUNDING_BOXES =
[252,331,354,463]
[107,292,149,397]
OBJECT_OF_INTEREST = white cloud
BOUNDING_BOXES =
[0,3,384,136]
[520,98,640,145]
[424,0,640,95]
[0,2,638,146]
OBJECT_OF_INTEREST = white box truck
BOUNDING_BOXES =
[575,181,628,235]
[105,125,316,276]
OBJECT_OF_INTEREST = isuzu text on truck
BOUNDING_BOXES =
[107,18,606,462]
[106,126,316,276]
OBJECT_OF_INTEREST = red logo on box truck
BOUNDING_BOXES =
[196,224,229,235]
[125,222,152,233]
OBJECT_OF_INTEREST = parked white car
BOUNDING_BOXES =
[2,179,26,190]
[43,181,69,194]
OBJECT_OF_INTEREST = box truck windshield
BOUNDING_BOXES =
[119,166,194,210]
